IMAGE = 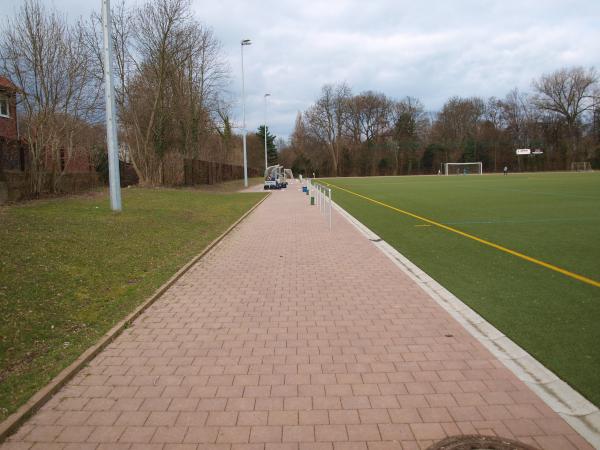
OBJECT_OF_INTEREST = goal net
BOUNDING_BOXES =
[444,162,483,175]
[571,162,592,172]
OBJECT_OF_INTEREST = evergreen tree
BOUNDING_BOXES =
[256,126,278,165]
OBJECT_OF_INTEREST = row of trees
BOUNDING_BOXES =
[280,67,599,176]
[1,0,257,194]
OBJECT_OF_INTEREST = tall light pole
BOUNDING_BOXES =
[263,93,271,171]
[241,39,251,188]
[101,0,122,211]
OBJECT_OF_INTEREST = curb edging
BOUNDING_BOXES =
[0,192,270,443]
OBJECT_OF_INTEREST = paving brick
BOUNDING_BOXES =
[55,426,94,443]
[346,424,380,441]
[216,426,251,443]
[269,411,299,426]
[300,410,329,426]
[315,425,347,442]
[206,411,238,426]
[86,425,125,443]
[176,411,209,427]
[329,410,360,425]
[283,425,315,442]
[250,426,282,443]
[358,409,390,425]
[146,411,179,426]
[21,425,64,442]
[367,442,402,450]
[238,411,269,426]
[54,411,91,426]
[151,426,187,443]
[183,426,219,443]
[378,424,414,441]
[409,423,446,440]
[418,407,452,423]
[299,444,332,450]
[333,443,367,450]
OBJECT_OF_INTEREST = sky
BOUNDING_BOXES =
[3,0,600,140]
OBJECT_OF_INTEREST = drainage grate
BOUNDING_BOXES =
[427,435,539,450]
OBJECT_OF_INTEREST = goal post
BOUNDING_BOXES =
[444,162,483,175]
[570,162,592,172]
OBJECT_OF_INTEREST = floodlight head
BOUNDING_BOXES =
[264,93,271,97]
[241,39,251,45]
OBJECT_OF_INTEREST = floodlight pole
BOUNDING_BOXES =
[101,0,122,211]
[241,39,251,188]
[264,93,270,171]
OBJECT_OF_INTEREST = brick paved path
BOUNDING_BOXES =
[2,184,592,450]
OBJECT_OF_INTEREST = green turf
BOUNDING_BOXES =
[321,172,600,407]
[0,188,265,420]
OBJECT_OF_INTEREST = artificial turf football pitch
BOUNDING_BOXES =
[320,172,600,407]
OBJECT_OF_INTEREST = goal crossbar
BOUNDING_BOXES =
[570,162,592,172]
[444,162,483,175]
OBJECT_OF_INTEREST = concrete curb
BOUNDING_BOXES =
[332,200,600,449]
[0,192,270,444]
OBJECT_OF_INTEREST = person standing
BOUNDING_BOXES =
[503,165,508,176]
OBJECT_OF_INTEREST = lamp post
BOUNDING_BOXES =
[101,0,122,211]
[241,39,251,188]
[263,93,271,171]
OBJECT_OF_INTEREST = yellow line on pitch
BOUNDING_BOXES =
[321,181,600,289]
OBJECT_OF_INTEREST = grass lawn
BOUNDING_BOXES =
[321,172,600,406]
[194,176,264,193]
[0,187,266,421]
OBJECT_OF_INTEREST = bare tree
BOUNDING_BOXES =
[533,67,598,164]
[434,96,485,163]
[304,83,351,175]
[85,0,230,185]
[0,0,101,194]
[353,91,392,143]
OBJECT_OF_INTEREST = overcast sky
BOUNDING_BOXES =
[4,0,600,140]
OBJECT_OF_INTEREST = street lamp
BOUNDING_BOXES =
[101,0,122,211]
[263,93,271,171]
[240,39,251,188]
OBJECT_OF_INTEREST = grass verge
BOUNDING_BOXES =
[0,187,265,421]
[194,177,264,193]
[322,172,600,407]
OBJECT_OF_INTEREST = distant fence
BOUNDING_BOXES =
[183,159,261,186]
[3,171,100,202]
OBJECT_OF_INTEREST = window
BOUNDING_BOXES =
[0,95,9,117]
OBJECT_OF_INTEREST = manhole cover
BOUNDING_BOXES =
[427,435,539,450]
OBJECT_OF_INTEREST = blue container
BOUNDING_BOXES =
[302,186,308,193]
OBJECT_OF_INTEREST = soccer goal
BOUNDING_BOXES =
[444,162,483,175]
[571,162,592,172]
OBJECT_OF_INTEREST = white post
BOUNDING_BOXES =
[321,186,324,214]
[328,188,332,231]
[318,185,321,211]
[320,186,323,212]
[317,184,320,209]
[102,0,122,211]
[264,93,270,171]
[241,39,251,188]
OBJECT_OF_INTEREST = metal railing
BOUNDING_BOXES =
[308,179,332,231]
